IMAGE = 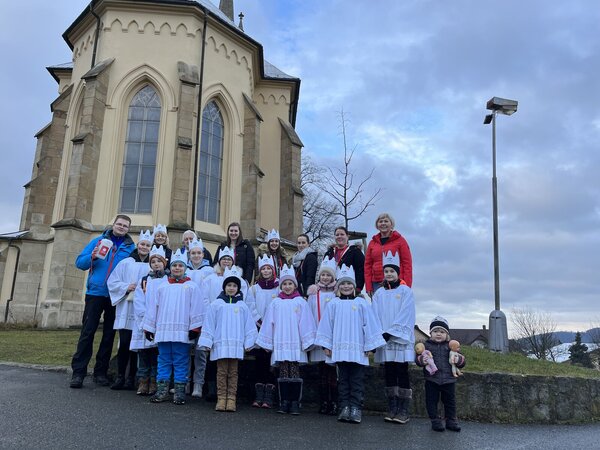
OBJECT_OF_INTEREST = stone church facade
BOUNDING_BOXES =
[0,0,303,328]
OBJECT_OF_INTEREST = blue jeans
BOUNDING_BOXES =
[157,342,190,383]
[137,348,158,379]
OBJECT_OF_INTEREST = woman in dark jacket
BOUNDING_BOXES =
[324,226,365,292]
[214,222,255,283]
[292,234,318,298]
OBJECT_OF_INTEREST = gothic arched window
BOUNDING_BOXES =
[196,100,224,224]
[119,85,161,214]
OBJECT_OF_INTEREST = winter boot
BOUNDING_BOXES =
[253,383,265,407]
[216,365,228,410]
[137,378,150,396]
[148,378,157,395]
[431,418,445,432]
[150,380,170,403]
[277,378,290,414]
[288,378,303,415]
[393,388,412,424]
[225,363,238,412]
[384,386,399,422]
[445,418,462,432]
[327,385,338,416]
[215,397,227,411]
[318,382,328,414]
[110,375,126,390]
[262,384,275,408]
[173,382,186,405]
[123,376,136,391]
[192,383,203,398]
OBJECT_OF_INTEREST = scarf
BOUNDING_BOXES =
[258,278,279,289]
[279,290,301,300]
[292,247,312,268]
[317,280,336,292]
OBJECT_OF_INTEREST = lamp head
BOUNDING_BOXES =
[486,97,518,115]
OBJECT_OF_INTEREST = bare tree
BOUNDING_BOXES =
[510,307,561,361]
[587,319,600,347]
[325,109,382,229]
[301,154,339,252]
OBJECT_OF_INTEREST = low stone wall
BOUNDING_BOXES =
[235,361,600,424]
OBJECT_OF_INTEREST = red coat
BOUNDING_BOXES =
[364,230,412,291]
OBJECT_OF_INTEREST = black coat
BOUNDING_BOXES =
[324,244,365,291]
[214,240,255,283]
[295,250,318,298]
[415,340,466,385]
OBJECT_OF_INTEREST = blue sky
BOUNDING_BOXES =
[1,0,599,332]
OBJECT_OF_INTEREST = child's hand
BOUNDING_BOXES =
[127,283,137,292]
[324,348,332,357]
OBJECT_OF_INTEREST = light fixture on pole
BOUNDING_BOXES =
[483,96,517,353]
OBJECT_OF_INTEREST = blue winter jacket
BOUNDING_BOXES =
[75,230,135,297]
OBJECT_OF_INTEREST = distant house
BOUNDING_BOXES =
[451,326,489,348]
[414,325,429,343]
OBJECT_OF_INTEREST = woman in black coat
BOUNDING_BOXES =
[292,234,318,298]
[324,226,365,292]
[214,222,255,283]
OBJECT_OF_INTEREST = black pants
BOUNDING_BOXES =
[251,348,275,384]
[71,294,116,377]
[384,362,410,389]
[425,380,456,420]
[337,362,365,408]
[116,329,137,379]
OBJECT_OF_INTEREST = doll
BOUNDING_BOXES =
[448,340,463,377]
[415,342,438,375]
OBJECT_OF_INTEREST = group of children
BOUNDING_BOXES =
[104,225,466,432]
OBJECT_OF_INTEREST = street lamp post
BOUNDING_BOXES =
[483,97,517,353]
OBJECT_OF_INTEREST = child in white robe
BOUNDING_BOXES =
[107,230,153,390]
[198,266,258,412]
[142,249,204,405]
[130,245,168,395]
[246,254,279,408]
[315,264,386,424]
[256,264,315,415]
[186,237,213,398]
[307,256,338,415]
[371,251,416,424]
[197,247,246,400]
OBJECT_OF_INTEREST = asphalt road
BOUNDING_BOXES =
[0,365,598,450]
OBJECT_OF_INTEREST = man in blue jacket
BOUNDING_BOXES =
[70,215,136,388]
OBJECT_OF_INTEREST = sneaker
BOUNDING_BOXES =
[445,419,461,432]
[70,374,84,389]
[192,384,203,398]
[93,374,110,387]
[123,377,136,391]
[431,419,445,432]
[348,407,362,424]
[337,406,351,422]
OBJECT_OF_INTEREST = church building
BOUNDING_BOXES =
[0,0,304,327]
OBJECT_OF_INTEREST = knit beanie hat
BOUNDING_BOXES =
[430,316,450,334]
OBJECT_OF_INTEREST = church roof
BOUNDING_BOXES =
[63,0,298,82]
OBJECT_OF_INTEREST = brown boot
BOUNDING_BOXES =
[216,360,228,412]
[148,378,157,395]
[225,360,238,412]
[215,397,227,411]
[137,378,150,396]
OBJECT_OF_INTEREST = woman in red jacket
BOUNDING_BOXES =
[365,213,412,295]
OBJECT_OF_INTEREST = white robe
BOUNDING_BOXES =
[130,275,167,351]
[107,258,150,330]
[371,284,416,363]
[142,279,205,344]
[245,284,279,324]
[315,296,386,366]
[188,266,214,288]
[307,289,337,362]
[198,297,258,360]
[202,273,249,305]
[256,295,316,365]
